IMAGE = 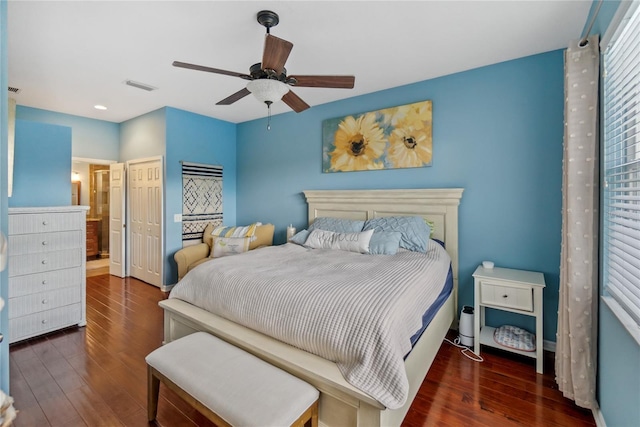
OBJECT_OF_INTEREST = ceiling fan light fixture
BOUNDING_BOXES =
[246,79,289,104]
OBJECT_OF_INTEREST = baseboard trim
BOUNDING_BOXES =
[592,402,607,427]
[543,339,556,352]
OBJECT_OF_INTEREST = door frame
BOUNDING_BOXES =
[126,156,165,287]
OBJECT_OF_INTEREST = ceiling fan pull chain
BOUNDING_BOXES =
[266,101,272,130]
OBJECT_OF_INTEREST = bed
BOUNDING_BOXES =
[160,188,463,427]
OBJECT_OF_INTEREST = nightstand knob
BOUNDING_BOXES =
[42,241,48,245]
[42,319,47,324]
[42,220,48,226]
[42,299,48,305]
[42,259,48,265]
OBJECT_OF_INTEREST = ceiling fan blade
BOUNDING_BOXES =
[282,90,310,113]
[288,75,355,89]
[216,88,251,105]
[262,34,293,75]
[173,61,250,79]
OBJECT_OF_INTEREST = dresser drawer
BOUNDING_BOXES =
[9,212,82,235]
[9,286,82,318]
[8,267,82,298]
[10,303,82,343]
[480,281,533,312]
[8,248,82,277]
[9,230,82,255]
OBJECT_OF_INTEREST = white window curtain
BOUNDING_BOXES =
[556,35,599,409]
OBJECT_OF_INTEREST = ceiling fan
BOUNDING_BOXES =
[173,10,355,117]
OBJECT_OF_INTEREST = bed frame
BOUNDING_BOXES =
[160,188,463,427]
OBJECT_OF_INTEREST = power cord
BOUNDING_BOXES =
[444,336,484,362]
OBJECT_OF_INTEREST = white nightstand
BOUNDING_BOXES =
[473,266,546,373]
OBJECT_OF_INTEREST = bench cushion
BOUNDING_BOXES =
[146,332,319,427]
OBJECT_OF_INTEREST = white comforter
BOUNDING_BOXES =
[169,240,451,409]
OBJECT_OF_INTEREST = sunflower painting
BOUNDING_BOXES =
[322,100,432,173]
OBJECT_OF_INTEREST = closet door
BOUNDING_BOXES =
[128,157,163,287]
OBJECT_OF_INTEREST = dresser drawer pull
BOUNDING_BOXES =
[42,241,48,246]
[42,280,47,285]
[41,319,47,324]
[42,220,48,226]
[42,299,48,305]
[502,294,508,298]
[41,259,48,265]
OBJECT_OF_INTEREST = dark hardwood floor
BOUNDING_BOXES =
[9,274,595,426]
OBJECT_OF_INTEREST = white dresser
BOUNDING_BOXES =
[7,206,89,343]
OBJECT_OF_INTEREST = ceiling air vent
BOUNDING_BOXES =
[125,80,157,92]
[8,86,21,94]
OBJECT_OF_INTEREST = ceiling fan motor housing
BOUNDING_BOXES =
[249,63,287,82]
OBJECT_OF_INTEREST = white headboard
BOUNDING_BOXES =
[304,188,464,313]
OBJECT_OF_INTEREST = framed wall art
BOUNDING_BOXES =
[322,100,432,173]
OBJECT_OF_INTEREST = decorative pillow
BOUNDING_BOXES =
[212,223,260,240]
[307,217,365,234]
[368,231,402,255]
[425,219,435,237]
[211,237,250,258]
[304,229,374,254]
[362,216,431,253]
[493,325,536,352]
[290,229,310,246]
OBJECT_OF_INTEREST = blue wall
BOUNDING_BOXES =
[9,120,72,207]
[0,0,9,393]
[237,51,565,342]
[164,107,237,284]
[599,303,640,425]
[16,106,119,160]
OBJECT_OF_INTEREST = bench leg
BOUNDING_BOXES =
[295,400,318,427]
[310,400,318,427]
[147,365,160,422]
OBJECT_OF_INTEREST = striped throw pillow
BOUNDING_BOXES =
[211,223,259,240]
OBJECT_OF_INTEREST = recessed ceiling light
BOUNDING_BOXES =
[94,105,107,110]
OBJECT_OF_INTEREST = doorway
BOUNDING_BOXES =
[72,157,115,276]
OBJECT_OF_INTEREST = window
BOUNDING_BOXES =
[602,1,640,334]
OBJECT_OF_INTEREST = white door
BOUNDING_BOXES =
[128,157,163,287]
[109,163,126,277]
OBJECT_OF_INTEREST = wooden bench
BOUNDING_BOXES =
[145,331,319,427]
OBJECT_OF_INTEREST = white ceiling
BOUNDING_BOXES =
[7,1,592,124]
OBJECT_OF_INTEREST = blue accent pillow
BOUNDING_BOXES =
[308,217,365,234]
[290,229,310,246]
[368,231,402,255]
[363,216,431,253]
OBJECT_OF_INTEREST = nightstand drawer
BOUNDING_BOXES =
[480,282,533,312]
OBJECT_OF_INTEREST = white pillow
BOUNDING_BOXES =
[211,236,250,258]
[304,229,374,254]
